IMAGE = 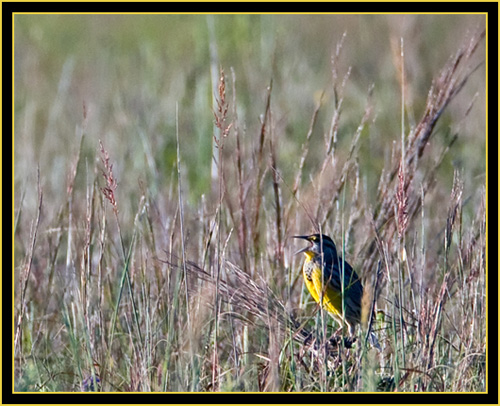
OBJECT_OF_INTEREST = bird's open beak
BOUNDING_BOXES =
[293,235,311,255]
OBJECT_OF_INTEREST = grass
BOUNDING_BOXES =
[13,14,486,392]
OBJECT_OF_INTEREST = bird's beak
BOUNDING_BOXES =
[293,235,311,255]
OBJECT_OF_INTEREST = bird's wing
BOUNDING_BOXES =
[337,258,362,292]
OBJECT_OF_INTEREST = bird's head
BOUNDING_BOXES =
[293,234,337,260]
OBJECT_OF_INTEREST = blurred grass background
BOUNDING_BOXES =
[14,14,485,208]
[14,14,486,392]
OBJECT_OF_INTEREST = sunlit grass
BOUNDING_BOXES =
[14,14,486,392]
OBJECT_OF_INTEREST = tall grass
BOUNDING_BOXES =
[14,15,486,392]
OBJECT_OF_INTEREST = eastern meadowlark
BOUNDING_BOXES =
[294,233,363,337]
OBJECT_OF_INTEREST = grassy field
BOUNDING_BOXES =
[14,14,486,392]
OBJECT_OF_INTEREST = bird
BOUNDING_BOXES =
[294,233,363,337]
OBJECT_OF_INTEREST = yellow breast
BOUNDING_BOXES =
[302,255,344,322]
